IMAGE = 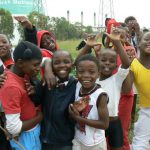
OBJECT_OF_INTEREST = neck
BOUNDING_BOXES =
[57,77,69,82]
[140,54,150,63]
[1,55,12,63]
[80,84,97,95]
[99,74,112,80]
[10,65,25,77]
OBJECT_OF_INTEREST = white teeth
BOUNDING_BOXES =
[104,67,110,71]
[59,70,66,73]
[83,81,90,83]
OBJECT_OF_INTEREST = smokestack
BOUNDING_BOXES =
[81,11,83,26]
[94,12,96,27]
[67,10,70,22]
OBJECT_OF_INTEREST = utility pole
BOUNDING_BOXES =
[98,0,115,29]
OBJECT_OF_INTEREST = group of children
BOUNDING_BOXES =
[0,15,150,150]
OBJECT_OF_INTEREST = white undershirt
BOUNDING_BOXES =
[5,113,22,136]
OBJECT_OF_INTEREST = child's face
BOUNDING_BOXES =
[20,59,41,77]
[0,35,11,59]
[41,34,56,51]
[52,51,73,81]
[77,60,99,91]
[99,50,117,79]
[139,32,150,55]
[126,19,137,33]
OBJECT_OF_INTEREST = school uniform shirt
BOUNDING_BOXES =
[0,70,37,132]
[74,82,108,146]
[96,67,129,117]
[33,76,77,146]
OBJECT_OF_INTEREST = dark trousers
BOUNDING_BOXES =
[42,143,72,150]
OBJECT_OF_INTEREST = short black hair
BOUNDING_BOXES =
[76,54,100,71]
[124,16,136,24]
[143,28,149,33]
[52,50,73,62]
[13,41,42,62]
[119,22,127,27]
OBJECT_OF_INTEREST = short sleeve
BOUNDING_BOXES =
[116,66,129,82]
[1,86,22,114]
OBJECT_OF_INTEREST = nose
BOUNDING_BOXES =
[59,62,66,68]
[105,60,110,65]
[82,71,90,78]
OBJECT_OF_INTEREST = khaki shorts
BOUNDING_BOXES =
[72,138,107,150]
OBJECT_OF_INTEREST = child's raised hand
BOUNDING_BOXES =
[14,16,33,30]
[85,33,101,47]
[105,26,122,42]
[24,80,35,96]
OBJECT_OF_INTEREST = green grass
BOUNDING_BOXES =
[57,39,81,58]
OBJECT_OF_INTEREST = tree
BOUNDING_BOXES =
[0,8,14,39]
[84,26,93,34]
[28,11,52,30]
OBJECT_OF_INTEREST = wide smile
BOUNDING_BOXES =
[103,66,111,72]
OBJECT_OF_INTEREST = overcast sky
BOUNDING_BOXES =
[45,0,150,28]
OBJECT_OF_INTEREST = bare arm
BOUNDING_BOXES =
[105,28,130,68]
[42,58,57,89]
[121,70,134,94]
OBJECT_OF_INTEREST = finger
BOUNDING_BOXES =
[46,80,52,90]
[42,80,46,86]
[70,104,79,114]
[110,24,114,34]
[27,91,34,96]
[95,32,101,41]
[83,33,88,39]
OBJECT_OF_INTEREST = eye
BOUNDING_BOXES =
[77,70,84,74]
[89,70,96,74]
[64,59,72,64]
[53,61,60,65]
[110,60,116,63]
[101,59,106,62]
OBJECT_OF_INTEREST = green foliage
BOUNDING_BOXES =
[16,11,94,40]
[28,11,52,30]
[84,26,93,33]
[17,11,52,40]
[0,8,14,39]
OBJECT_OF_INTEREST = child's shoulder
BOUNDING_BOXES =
[68,76,78,84]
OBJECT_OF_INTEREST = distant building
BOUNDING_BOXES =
[0,0,33,15]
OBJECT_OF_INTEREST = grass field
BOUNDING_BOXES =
[57,39,81,58]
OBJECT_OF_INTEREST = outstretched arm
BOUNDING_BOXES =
[105,27,130,68]
[14,16,38,45]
